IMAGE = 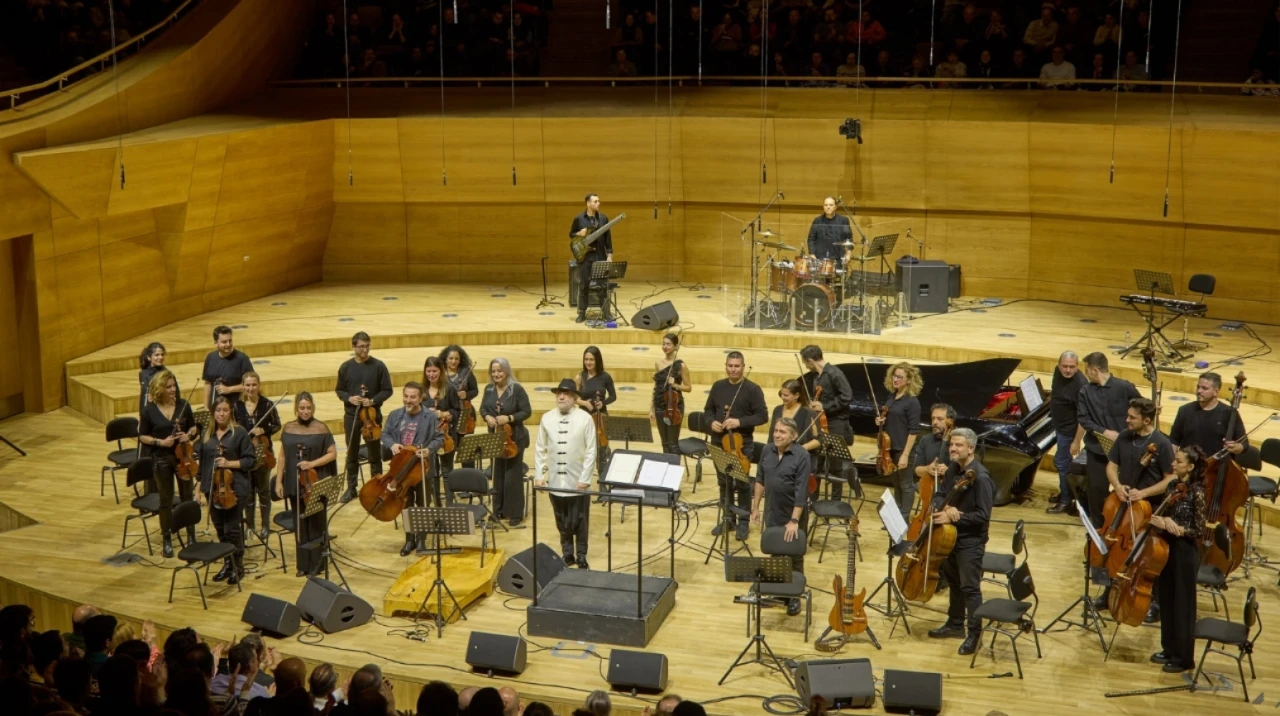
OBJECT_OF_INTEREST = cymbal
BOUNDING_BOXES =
[836,241,858,248]
[759,229,780,238]
[845,255,873,261]
[760,240,799,251]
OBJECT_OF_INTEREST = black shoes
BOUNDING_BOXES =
[577,558,590,570]
[340,489,356,504]
[1149,651,1169,664]
[162,536,174,559]
[787,598,802,616]
[563,554,576,567]
[508,519,522,528]
[213,558,233,582]
[928,624,966,639]
[1145,604,1161,624]
[400,534,418,557]
[226,557,244,586]
[711,522,725,537]
[735,523,750,541]
[1093,589,1111,612]
[1046,501,1070,514]
[576,314,587,323]
[958,632,980,656]
[1162,662,1192,673]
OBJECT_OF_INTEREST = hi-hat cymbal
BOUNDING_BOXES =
[836,241,858,248]
[759,229,780,238]
[760,240,799,251]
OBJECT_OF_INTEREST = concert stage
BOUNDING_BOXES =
[1,282,1279,715]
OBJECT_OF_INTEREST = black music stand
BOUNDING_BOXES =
[867,233,899,322]
[1040,502,1112,655]
[600,450,681,576]
[304,475,349,590]
[455,433,510,534]
[704,444,755,565]
[864,494,913,637]
[602,417,654,505]
[1119,269,1185,362]
[588,261,629,324]
[405,506,475,637]
[719,556,796,688]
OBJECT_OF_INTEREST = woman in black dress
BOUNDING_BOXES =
[481,357,532,526]
[137,342,175,413]
[576,345,616,477]
[234,371,281,541]
[423,355,460,503]
[137,369,198,557]
[198,396,257,585]
[877,361,923,520]
[1150,445,1209,673]
[441,345,479,467]
[273,392,339,577]
[650,332,691,455]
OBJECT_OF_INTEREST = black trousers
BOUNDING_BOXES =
[1085,449,1110,529]
[152,456,194,536]
[577,258,598,314]
[406,457,444,511]
[493,449,526,521]
[343,413,383,491]
[551,493,590,560]
[1158,536,1198,668]
[244,465,271,531]
[209,490,247,557]
[286,496,327,576]
[655,414,682,455]
[939,540,985,633]
[889,449,914,519]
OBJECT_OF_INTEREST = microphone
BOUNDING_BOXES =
[778,190,785,200]
[836,195,842,205]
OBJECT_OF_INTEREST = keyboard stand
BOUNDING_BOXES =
[1118,270,1186,364]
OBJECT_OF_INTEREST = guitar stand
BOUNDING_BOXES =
[1040,520,1111,656]
[704,445,754,565]
[865,539,913,637]
[719,556,795,689]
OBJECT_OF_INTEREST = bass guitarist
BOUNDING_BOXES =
[570,192,614,323]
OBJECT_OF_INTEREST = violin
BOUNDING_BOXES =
[661,353,683,427]
[358,385,381,441]
[876,406,895,476]
[827,518,869,637]
[1200,371,1249,575]
[895,468,976,602]
[497,394,518,459]
[594,391,609,450]
[813,386,829,434]
[1108,480,1190,626]
[1091,444,1160,576]
[244,392,286,471]
[439,414,456,453]
[212,443,238,510]
[459,362,477,434]
[173,416,199,482]
[296,444,319,505]
[719,367,753,475]
[359,446,428,522]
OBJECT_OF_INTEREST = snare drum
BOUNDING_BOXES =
[767,261,798,293]
[818,258,836,280]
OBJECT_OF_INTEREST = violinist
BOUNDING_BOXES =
[703,351,769,542]
[481,358,533,526]
[198,396,258,586]
[137,342,174,413]
[570,192,615,323]
[235,371,281,541]
[925,428,994,657]
[800,345,854,498]
[751,418,813,617]
[423,357,461,476]
[1149,445,1208,674]
[1169,372,1248,458]
[650,332,691,455]
[202,326,253,410]
[533,379,598,569]
[908,403,957,508]
[138,369,198,558]
[441,345,479,467]
[576,346,616,476]
[335,332,393,502]
[1046,351,1086,515]
[1077,352,1142,528]
[770,381,821,455]
[380,382,445,556]
[273,393,339,577]
[877,362,923,521]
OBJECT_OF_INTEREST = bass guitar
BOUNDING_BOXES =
[570,213,627,262]
[827,519,869,637]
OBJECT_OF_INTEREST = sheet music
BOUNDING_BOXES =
[634,462,684,491]
[605,453,643,484]
[879,491,908,544]
[1077,501,1107,554]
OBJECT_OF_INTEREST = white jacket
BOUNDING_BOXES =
[534,406,598,495]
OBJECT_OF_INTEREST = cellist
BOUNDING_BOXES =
[925,428,994,657]
[198,396,257,586]
[704,351,769,543]
[908,404,956,516]
[1169,372,1248,458]
[380,382,444,556]
[1149,445,1208,674]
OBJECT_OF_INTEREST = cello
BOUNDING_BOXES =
[906,418,952,541]
[1091,443,1158,575]
[359,446,428,522]
[212,444,238,509]
[1107,480,1190,626]
[1199,371,1249,575]
[826,518,870,638]
[720,367,753,476]
[358,385,381,441]
[895,468,976,602]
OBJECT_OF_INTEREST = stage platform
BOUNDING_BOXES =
[527,570,678,648]
[1,281,1279,715]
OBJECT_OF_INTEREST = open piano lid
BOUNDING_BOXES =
[838,357,1024,417]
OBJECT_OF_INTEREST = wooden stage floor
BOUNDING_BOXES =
[4,282,1280,715]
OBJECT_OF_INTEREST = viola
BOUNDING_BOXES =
[497,394,518,459]
[876,405,895,476]
[212,443,238,510]
[827,519,869,636]
[895,468,976,602]
[296,444,319,506]
[594,391,609,450]
[244,393,285,471]
[174,416,198,482]
[359,446,428,522]
[459,362,477,434]
[1200,371,1249,576]
[661,354,683,427]
[439,411,456,454]
[813,386,829,434]
[358,385,381,441]
[1108,481,1189,626]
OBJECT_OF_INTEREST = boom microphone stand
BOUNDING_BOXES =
[536,256,564,309]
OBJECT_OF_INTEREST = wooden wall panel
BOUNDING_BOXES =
[106,139,199,216]
[184,136,230,231]
[18,147,118,219]
[681,118,778,205]
[325,203,409,268]
[1181,129,1280,230]
[1027,216,1185,293]
[847,120,927,210]
[0,130,53,241]
[333,119,405,203]
[542,118,682,203]
[924,214,1032,298]
[100,235,168,324]
[923,122,1030,212]
[1181,226,1280,306]
[216,123,332,226]
[0,243,24,411]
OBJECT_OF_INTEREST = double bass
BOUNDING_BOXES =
[1107,480,1190,626]
[359,446,428,522]
[1200,371,1249,575]
[895,468,976,602]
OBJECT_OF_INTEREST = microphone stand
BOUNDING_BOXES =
[536,256,564,309]
[741,190,785,331]
[836,198,870,326]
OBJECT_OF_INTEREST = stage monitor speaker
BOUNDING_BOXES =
[882,669,942,715]
[465,632,527,675]
[295,578,374,634]
[795,658,875,709]
[240,593,301,638]
[606,649,668,694]
[948,263,962,299]
[631,301,679,330]
[496,543,566,598]
[900,260,950,314]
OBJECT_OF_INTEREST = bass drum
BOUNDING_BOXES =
[789,283,836,327]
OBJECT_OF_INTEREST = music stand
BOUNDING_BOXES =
[1040,501,1112,654]
[864,494,913,636]
[605,416,653,450]
[589,261,629,324]
[405,506,476,637]
[719,556,796,688]
[705,444,755,565]
[303,475,349,590]
[1120,269,1185,362]
[867,234,899,323]
[455,433,510,534]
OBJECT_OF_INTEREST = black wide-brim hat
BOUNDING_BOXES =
[551,378,579,395]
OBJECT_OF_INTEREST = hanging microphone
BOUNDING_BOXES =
[119,164,126,190]
[512,167,517,186]
[836,195,843,205]
[762,163,767,183]
[347,170,353,187]
[778,190,785,200]
[442,170,447,186]
[1162,189,1169,218]
[1108,161,1115,184]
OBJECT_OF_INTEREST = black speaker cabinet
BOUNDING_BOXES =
[295,578,374,634]
[882,669,942,715]
[240,593,301,638]
[795,658,875,709]
[606,649,668,693]
[899,260,950,314]
[948,263,962,298]
[497,543,566,598]
[630,301,679,331]
[465,632,527,675]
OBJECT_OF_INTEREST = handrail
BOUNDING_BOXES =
[5,0,201,110]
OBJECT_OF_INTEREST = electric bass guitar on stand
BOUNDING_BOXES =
[570,213,626,262]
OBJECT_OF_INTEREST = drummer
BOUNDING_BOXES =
[807,197,854,264]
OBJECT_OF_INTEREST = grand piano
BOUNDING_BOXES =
[839,358,1056,506]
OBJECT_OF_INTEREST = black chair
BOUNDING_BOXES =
[101,416,139,504]
[981,519,1028,597]
[446,468,504,566]
[1244,439,1280,577]
[167,501,239,609]
[680,412,713,494]
[808,462,860,564]
[753,526,811,641]
[969,561,1041,679]
[269,508,294,575]
[1197,524,1233,618]
[120,457,176,556]
[1192,586,1261,702]
[1173,273,1215,351]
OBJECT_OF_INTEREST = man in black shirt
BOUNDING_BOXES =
[704,351,769,542]
[800,344,854,498]
[1169,371,1248,459]
[335,332,394,502]
[1076,352,1141,528]
[925,427,994,656]
[202,325,254,410]
[908,403,955,497]
[751,417,812,616]
[805,196,853,262]
[569,192,615,323]
[1047,351,1086,514]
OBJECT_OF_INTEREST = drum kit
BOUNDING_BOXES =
[759,234,873,329]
